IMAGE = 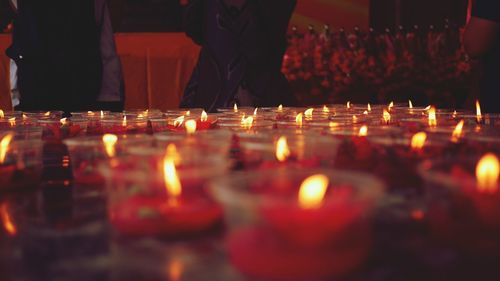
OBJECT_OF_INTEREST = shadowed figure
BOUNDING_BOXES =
[180,0,297,112]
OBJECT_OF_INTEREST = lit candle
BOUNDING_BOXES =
[411,132,427,152]
[358,125,368,137]
[476,100,483,124]
[276,136,291,162]
[428,106,437,127]
[451,120,465,143]
[185,120,197,134]
[0,203,16,236]
[103,134,118,158]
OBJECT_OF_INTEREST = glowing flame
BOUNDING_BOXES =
[452,110,457,119]
[388,101,394,111]
[44,111,51,117]
[60,118,68,125]
[352,115,358,122]
[323,105,330,113]
[186,110,191,117]
[101,110,105,118]
[347,101,351,109]
[22,114,28,120]
[102,134,118,158]
[165,144,181,166]
[88,111,95,116]
[0,203,16,236]
[185,120,197,134]
[233,103,238,113]
[476,153,499,193]
[476,100,482,123]
[363,110,369,115]
[122,116,127,127]
[8,118,16,127]
[359,125,368,137]
[276,136,291,162]
[174,116,185,127]
[409,100,413,109]
[0,110,3,118]
[201,111,208,122]
[411,132,427,151]
[451,120,465,142]
[163,156,182,206]
[137,114,144,118]
[295,113,303,128]
[298,174,329,209]
[367,103,372,112]
[0,133,14,164]
[278,104,283,112]
[241,116,254,129]
[383,109,391,124]
[428,107,437,127]
[304,108,314,119]
[253,108,259,116]
[329,122,339,129]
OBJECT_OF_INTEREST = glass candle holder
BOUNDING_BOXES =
[0,133,44,191]
[209,168,385,280]
[100,118,148,135]
[39,118,88,141]
[0,126,43,140]
[23,111,64,119]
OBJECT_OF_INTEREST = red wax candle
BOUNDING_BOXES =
[196,117,218,130]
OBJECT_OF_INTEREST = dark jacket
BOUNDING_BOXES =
[180,0,296,112]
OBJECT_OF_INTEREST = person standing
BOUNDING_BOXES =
[4,0,124,112]
[180,0,297,112]
[463,0,500,113]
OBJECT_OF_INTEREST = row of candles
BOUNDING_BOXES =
[0,101,499,279]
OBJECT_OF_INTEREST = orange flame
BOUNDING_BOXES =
[322,105,330,113]
[8,117,16,127]
[0,110,4,118]
[347,101,351,109]
[363,110,369,115]
[451,120,465,142]
[122,116,127,127]
[411,132,427,151]
[0,133,14,164]
[241,116,254,129]
[60,118,68,125]
[173,116,185,127]
[476,153,499,193]
[165,144,181,166]
[304,108,314,119]
[44,111,51,117]
[163,156,182,206]
[424,105,431,111]
[185,110,191,117]
[167,259,184,281]
[295,113,303,128]
[0,203,16,236]
[428,107,437,127]
[253,108,258,116]
[100,111,105,118]
[201,110,208,122]
[352,115,358,123]
[359,125,368,137]
[276,136,291,162]
[278,104,283,112]
[367,103,372,112]
[233,103,238,113]
[409,100,413,109]
[298,174,329,209]
[88,111,95,116]
[185,120,197,134]
[383,109,391,124]
[476,100,482,123]
[102,134,118,158]
[388,101,394,111]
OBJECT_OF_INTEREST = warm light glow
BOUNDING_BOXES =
[102,134,118,158]
[60,118,68,125]
[253,108,258,116]
[367,103,372,112]
[298,174,329,209]
[278,104,283,112]
[359,125,368,137]
[22,114,28,120]
[186,110,191,117]
[201,111,208,122]
[451,120,465,142]
[383,109,391,124]
[88,111,95,116]
[44,111,51,117]
[165,144,181,165]
[173,116,185,127]
[388,101,394,111]
[167,259,184,281]
[352,115,358,122]
[163,156,182,206]
[322,105,330,113]
[476,153,499,193]
[363,110,369,115]
[452,110,457,119]
[8,118,15,127]
[304,108,314,119]
[241,116,254,129]
[0,203,16,236]
[0,133,14,164]
[411,132,427,151]
[476,100,482,123]
[347,101,351,109]
[0,110,4,118]
[137,114,144,118]
[100,111,105,118]
[296,113,303,128]
[233,103,238,113]
[276,136,291,162]
[122,116,127,127]
[428,107,437,127]
[409,100,413,109]
[185,120,197,134]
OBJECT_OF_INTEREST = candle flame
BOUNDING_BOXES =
[278,104,283,112]
[276,136,291,162]
[476,153,499,193]
[174,116,185,127]
[295,113,303,128]
[363,110,369,115]
[165,144,181,166]
[122,116,127,127]
[0,110,4,118]
[185,120,197,134]
[0,203,16,236]
[186,110,191,117]
[409,100,413,109]
[428,106,437,127]
[137,114,144,118]
[476,100,482,123]
[359,125,368,137]
[0,133,14,164]
[201,110,208,122]
[22,114,28,120]
[347,101,351,109]
[352,115,358,122]
[452,110,457,119]
[304,108,314,119]
[253,108,259,116]
[329,122,339,130]
[411,132,427,151]
[451,120,465,142]
[8,117,16,127]
[88,111,95,116]
[60,118,68,125]
[388,101,394,111]
[44,111,51,117]
[424,105,431,111]
[233,103,238,113]
[367,103,372,112]
[101,110,105,118]
[383,109,391,124]
[241,116,254,129]
[322,105,330,113]
[102,134,118,158]
[298,174,329,209]
[163,156,182,206]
